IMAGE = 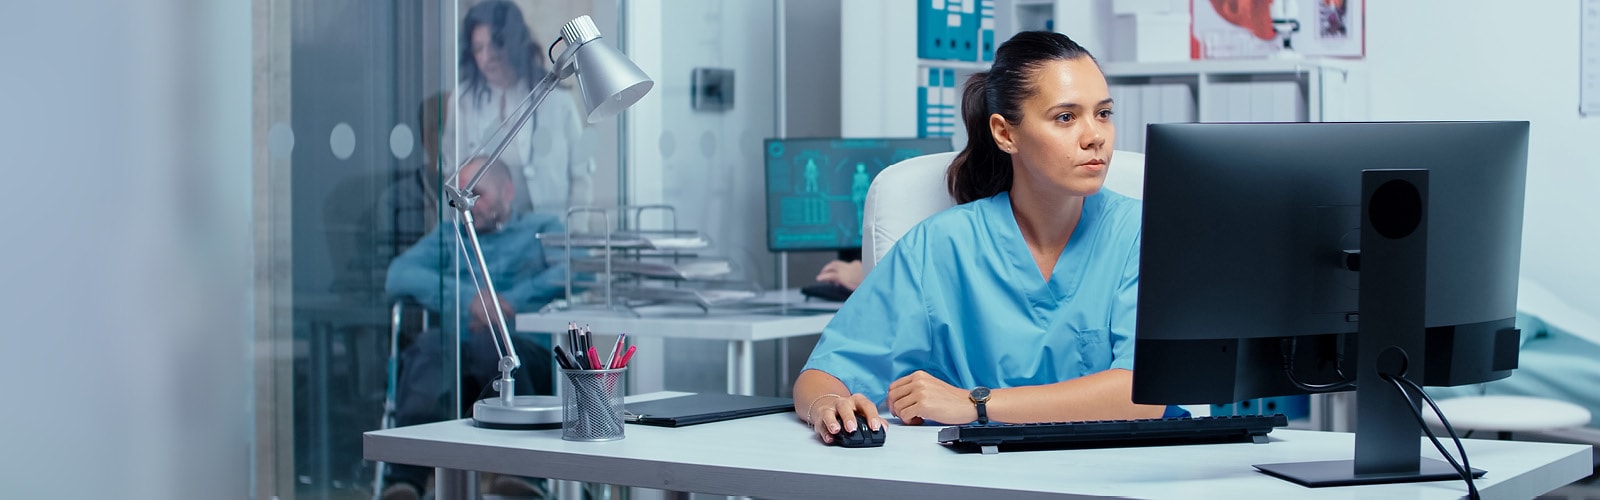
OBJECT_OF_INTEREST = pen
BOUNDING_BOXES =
[586,346,601,370]
[551,345,579,370]
[605,333,628,370]
[579,329,592,367]
[573,347,589,371]
[612,345,637,369]
[566,322,579,354]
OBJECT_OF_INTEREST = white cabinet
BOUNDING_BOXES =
[1104,59,1369,152]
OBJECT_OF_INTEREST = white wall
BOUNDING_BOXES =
[839,0,919,138]
[657,0,779,287]
[0,1,253,498]
[625,0,781,394]
[627,0,779,287]
[1366,0,1600,334]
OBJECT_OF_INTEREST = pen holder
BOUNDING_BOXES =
[560,367,627,441]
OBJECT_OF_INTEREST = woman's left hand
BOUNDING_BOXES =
[887,370,979,425]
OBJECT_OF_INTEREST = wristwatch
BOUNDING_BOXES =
[969,386,991,425]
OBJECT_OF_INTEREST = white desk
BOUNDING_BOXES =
[748,288,846,311]
[517,304,834,395]
[367,395,1592,500]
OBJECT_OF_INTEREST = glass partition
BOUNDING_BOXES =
[254,1,624,498]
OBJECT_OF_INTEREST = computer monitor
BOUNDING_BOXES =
[764,137,954,252]
[1132,121,1528,487]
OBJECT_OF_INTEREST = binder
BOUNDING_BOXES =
[979,0,996,62]
[920,0,977,61]
[917,0,943,60]
[956,0,978,62]
[623,393,795,427]
[918,67,934,137]
[919,67,958,138]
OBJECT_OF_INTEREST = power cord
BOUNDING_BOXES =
[1397,376,1479,492]
[1382,373,1480,500]
[1281,338,1356,392]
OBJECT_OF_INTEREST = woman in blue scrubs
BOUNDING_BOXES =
[793,31,1171,443]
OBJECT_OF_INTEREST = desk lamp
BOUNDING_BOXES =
[444,15,652,429]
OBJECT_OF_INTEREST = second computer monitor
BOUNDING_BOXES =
[764,137,953,252]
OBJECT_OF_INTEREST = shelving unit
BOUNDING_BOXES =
[842,3,1369,143]
[538,205,759,314]
[1006,0,1056,33]
[1103,58,1369,153]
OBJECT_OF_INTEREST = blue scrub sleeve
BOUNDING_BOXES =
[801,227,933,405]
[1107,230,1140,371]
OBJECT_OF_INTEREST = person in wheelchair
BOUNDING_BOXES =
[383,155,568,498]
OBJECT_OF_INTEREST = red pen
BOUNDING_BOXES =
[612,345,637,369]
[586,346,602,370]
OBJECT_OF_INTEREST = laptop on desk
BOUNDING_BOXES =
[624,393,795,427]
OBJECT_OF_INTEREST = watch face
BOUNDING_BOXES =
[970,386,991,402]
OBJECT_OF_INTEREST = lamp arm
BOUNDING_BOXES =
[448,209,520,405]
[437,36,589,407]
[443,16,651,426]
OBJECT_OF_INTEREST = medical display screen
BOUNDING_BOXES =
[764,137,953,252]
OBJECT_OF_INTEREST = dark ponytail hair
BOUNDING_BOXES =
[947,32,1096,204]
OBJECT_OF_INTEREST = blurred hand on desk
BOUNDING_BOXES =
[815,260,864,291]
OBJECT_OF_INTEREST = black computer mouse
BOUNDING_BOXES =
[831,414,886,448]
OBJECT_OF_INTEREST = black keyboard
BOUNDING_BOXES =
[938,414,1287,453]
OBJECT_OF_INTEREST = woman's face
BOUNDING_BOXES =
[472,25,516,89]
[996,57,1115,198]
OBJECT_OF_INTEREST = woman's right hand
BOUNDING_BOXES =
[808,393,886,444]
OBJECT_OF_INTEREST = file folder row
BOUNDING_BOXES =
[919,0,995,62]
[918,67,959,138]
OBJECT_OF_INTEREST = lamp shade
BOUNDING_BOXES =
[572,39,654,123]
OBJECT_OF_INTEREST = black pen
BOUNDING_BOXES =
[566,322,580,353]
[551,345,579,370]
[581,324,593,353]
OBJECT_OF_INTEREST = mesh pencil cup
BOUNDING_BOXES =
[560,367,627,441]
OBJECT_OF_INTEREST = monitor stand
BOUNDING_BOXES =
[1256,169,1482,488]
[1257,459,1483,488]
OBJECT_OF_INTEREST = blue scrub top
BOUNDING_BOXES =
[803,190,1142,407]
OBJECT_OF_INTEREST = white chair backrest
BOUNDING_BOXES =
[861,150,1145,274]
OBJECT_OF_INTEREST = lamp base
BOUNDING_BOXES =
[472,395,564,430]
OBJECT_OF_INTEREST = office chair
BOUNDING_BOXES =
[861,150,1146,274]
